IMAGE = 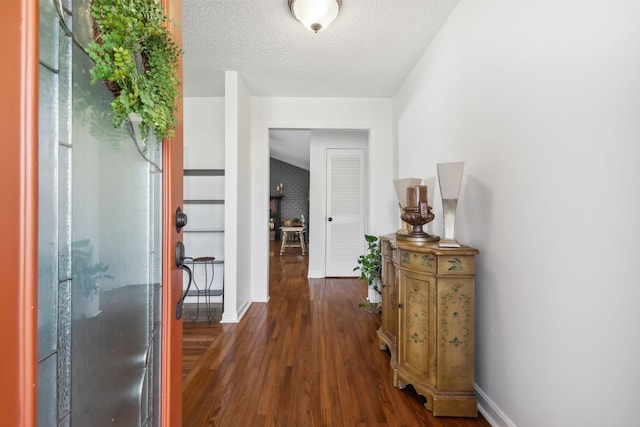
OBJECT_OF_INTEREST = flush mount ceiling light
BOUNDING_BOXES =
[288,0,341,33]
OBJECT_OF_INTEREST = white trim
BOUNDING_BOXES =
[250,97,395,308]
[220,299,251,323]
[224,71,239,323]
[476,384,517,427]
[307,270,324,278]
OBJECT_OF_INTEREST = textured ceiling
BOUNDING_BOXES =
[182,0,460,98]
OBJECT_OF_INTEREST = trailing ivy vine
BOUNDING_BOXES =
[86,0,181,143]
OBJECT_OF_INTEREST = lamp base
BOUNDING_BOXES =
[396,232,440,244]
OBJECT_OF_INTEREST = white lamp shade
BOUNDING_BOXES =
[437,162,465,199]
[394,178,423,207]
[289,0,341,33]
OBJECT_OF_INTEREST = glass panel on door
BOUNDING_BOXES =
[70,30,163,427]
[37,0,163,425]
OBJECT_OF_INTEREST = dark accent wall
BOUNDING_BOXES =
[270,158,309,240]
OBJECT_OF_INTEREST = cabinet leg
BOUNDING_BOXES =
[394,373,406,389]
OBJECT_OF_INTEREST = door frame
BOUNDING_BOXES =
[264,128,370,279]
[161,0,184,425]
[1,0,39,425]
[0,0,184,424]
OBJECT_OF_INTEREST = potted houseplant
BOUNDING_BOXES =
[354,234,382,306]
[72,239,114,318]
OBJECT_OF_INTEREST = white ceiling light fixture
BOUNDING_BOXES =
[288,0,341,33]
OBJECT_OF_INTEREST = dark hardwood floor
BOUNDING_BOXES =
[182,241,491,426]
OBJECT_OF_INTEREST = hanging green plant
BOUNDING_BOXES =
[86,0,182,142]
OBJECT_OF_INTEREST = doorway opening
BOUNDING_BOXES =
[267,128,369,288]
[269,129,311,258]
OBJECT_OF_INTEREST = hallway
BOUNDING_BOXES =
[182,241,490,426]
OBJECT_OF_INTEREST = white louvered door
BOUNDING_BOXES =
[325,148,366,276]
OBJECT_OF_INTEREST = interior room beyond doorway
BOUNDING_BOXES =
[269,129,311,252]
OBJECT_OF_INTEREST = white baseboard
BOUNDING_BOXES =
[476,384,517,427]
[307,270,324,278]
[220,299,251,323]
[219,313,238,323]
[236,300,251,320]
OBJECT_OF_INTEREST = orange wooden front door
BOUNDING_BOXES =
[0,0,183,425]
[161,0,185,425]
[1,1,39,425]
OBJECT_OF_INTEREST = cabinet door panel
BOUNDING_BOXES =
[436,277,475,390]
[380,254,397,343]
[398,270,436,385]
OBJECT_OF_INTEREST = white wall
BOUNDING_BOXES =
[182,79,252,323]
[394,1,640,426]
[182,97,226,305]
[236,74,253,317]
[184,98,225,169]
[250,98,395,301]
[222,71,252,322]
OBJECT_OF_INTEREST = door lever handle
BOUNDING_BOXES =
[175,240,193,320]
[176,263,192,320]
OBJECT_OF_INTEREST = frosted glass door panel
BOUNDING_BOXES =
[69,3,162,424]
[38,0,162,425]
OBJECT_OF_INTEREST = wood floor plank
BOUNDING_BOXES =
[183,241,491,426]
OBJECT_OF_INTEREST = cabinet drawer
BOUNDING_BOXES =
[437,255,475,275]
[381,238,394,256]
[399,250,436,273]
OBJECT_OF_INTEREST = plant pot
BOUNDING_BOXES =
[368,284,382,304]
[82,289,102,319]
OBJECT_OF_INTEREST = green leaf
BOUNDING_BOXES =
[85,0,182,144]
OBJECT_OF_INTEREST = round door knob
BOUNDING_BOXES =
[328,217,333,222]
[176,207,188,232]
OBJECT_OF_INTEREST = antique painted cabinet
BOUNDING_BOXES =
[377,235,479,417]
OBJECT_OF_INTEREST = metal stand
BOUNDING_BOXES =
[185,256,224,323]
